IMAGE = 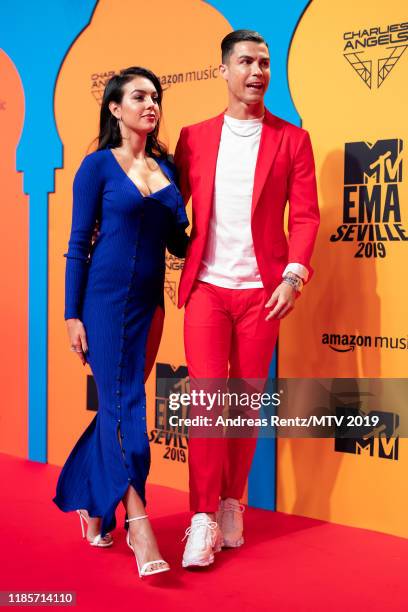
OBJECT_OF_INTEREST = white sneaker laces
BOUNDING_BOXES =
[182,520,218,542]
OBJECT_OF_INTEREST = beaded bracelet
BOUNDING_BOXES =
[282,275,303,293]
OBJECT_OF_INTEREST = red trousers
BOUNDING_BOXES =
[184,281,279,512]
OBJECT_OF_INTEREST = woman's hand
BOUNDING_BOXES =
[66,319,88,365]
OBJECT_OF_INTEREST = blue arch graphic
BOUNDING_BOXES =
[0,0,98,462]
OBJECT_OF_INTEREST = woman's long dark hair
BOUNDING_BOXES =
[97,66,167,157]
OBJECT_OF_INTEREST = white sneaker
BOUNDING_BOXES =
[216,498,245,548]
[182,513,224,568]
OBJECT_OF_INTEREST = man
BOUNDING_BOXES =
[174,29,319,568]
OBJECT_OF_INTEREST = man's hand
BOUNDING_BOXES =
[265,282,297,321]
[66,319,88,365]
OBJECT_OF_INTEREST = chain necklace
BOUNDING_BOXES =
[224,116,263,138]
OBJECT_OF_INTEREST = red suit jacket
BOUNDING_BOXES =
[174,109,320,308]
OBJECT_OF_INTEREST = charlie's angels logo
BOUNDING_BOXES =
[149,363,189,462]
[343,22,408,89]
[165,254,184,306]
[335,406,399,460]
[90,71,116,104]
[330,139,407,258]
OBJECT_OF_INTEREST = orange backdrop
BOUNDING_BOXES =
[278,0,408,538]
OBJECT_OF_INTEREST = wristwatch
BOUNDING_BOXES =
[282,273,303,293]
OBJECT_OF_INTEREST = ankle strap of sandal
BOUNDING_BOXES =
[126,514,148,523]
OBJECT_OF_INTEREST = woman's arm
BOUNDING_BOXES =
[64,153,103,320]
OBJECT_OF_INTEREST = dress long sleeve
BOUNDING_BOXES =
[64,155,102,319]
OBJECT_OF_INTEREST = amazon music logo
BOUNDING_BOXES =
[330,139,407,258]
[343,22,408,89]
[335,407,399,460]
[158,65,219,91]
[149,363,189,463]
[322,333,408,353]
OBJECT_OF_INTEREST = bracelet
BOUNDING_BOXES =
[282,275,303,293]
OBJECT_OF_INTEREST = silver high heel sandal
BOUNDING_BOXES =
[125,514,170,577]
[76,510,113,547]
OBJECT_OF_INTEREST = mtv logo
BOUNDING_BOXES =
[344,139,403,185]
[335,406,399,460]
[155,363,188,431]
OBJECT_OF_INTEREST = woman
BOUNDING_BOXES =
[53,66,189,577]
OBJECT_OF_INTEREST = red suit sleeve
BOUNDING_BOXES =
[287,130,320,281]
[174,127,192,205]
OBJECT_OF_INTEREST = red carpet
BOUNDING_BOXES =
[1,452,407,611]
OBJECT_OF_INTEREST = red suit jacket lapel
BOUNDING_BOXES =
[251,109,285,218]
[198,111,224,229]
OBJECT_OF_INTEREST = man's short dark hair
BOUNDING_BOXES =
[221,29,268,63]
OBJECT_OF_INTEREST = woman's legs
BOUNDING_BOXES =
[122,485,168,570]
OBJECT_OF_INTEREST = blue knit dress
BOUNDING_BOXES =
[53,148,189,536]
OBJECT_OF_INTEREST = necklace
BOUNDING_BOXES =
[224,117,263,138]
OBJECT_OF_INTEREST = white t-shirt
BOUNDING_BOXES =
[198,114,309,288]
[198,114,264,288]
